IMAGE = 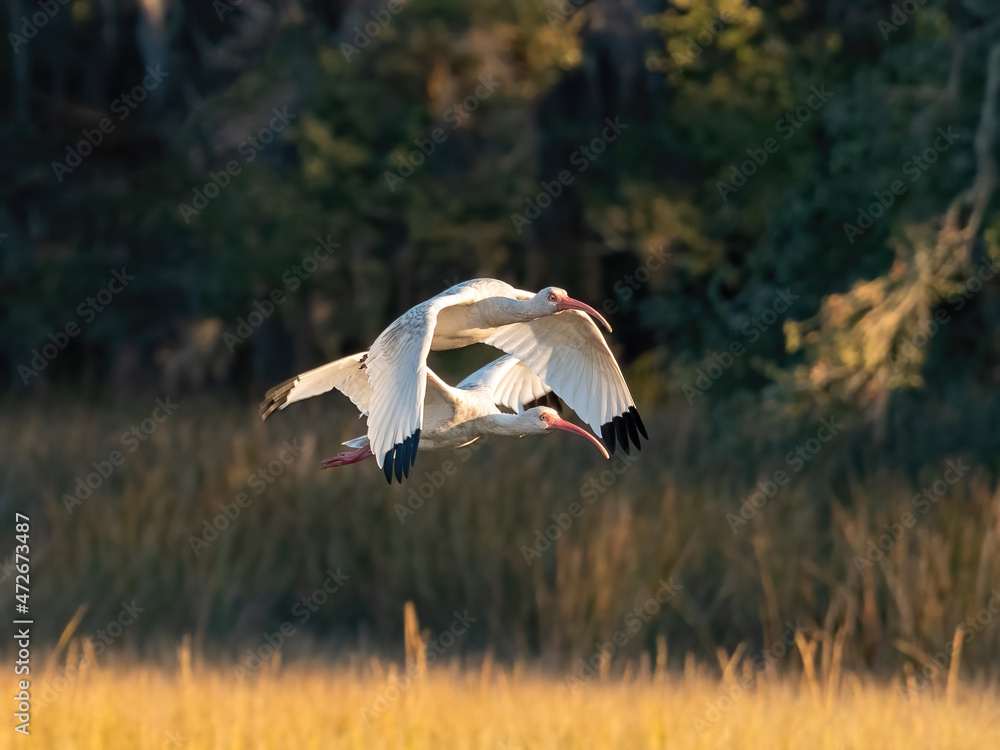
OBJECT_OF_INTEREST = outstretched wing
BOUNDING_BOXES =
[457,355,553,413]
[365,283,485,483]
[260,352,371,420]
[483,311,647,453]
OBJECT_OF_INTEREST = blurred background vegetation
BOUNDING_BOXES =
[3,0,1000,682]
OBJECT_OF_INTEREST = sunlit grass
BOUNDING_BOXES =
[9,602,999,748]
[10,656,1000,749]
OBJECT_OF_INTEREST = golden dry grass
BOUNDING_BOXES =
[9,612,1000,749]
[8,656,1000,749]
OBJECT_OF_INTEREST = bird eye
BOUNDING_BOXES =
[548,293,557,302]
[540,413,548,421]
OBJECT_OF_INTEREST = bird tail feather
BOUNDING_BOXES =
[259,351,370,421]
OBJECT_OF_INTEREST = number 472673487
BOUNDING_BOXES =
[15,512,29,609]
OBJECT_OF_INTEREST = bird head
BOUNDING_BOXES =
[536,287,613,332]
[525,407,610,458]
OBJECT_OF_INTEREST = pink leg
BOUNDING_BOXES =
[320,444,374,470]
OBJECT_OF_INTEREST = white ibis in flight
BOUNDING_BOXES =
[260,279,647,482]
[260,352,611,482]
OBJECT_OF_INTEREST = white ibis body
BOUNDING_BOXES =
[260,352,609,483]
[357,279,646,478]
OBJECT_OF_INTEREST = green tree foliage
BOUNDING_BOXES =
[3,0,997,421]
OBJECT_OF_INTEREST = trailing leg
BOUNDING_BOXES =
[320,445,373,470]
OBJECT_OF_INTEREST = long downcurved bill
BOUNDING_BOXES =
[549,417,611,459]
[558,297,613,332]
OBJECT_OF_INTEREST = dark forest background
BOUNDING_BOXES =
[3,0,1000,678]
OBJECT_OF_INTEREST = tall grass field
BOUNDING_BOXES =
[3,390,1000,747]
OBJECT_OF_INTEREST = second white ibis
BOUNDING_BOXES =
[261,351,610,482]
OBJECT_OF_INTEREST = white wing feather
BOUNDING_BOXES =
[260,352,371,420]
[457,355,552,413]
[364,284,484,470]
[342,367,458,449]
[484,311,644,451]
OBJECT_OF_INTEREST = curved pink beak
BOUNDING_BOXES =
[548,417,610,459]
[557,296,613,332]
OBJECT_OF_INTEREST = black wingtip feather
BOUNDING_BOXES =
[393,444,405,483]
[629,406,648,440]
[601,408,648,455]
[624,411,641,452]
[259,376,298,421]
[601,422,616,453]
[615,416,630,455]
[383,450,394,484]
[396,443,407,482]
[383,431,421,484]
